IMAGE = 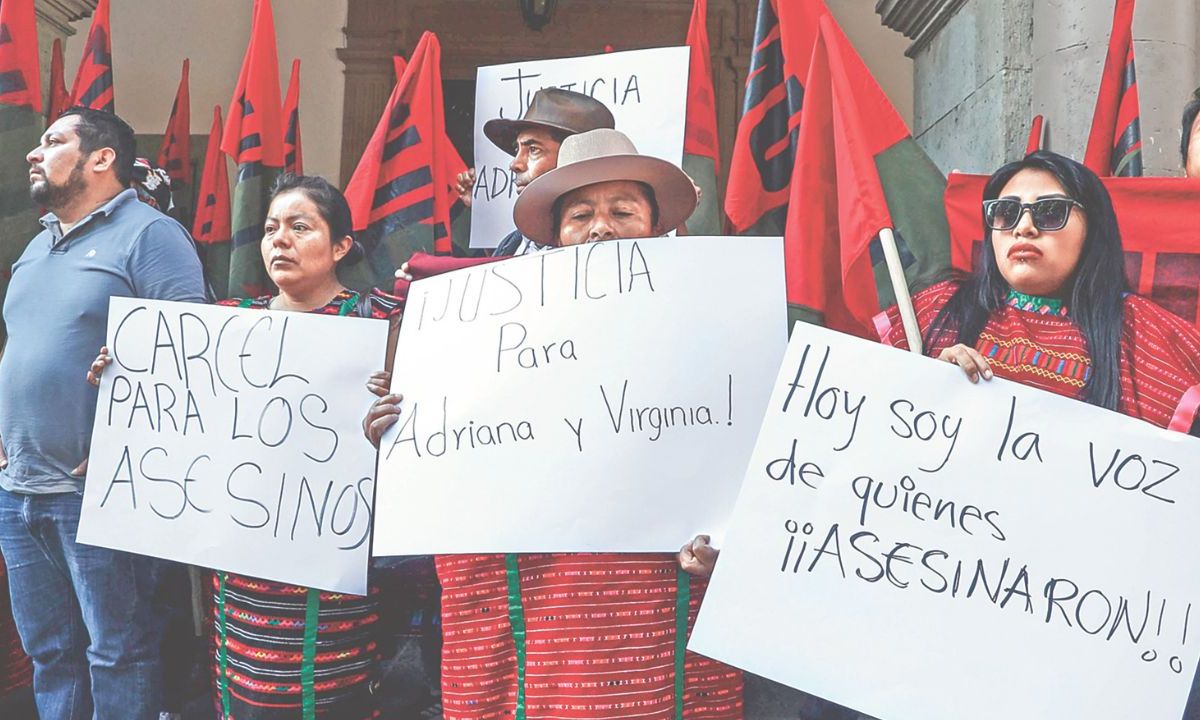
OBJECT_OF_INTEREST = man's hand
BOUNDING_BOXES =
[678,534,719,577]
[454,169,477,208]
[70,458,88,477]
[87,345,112,386]
[0,435,8,471]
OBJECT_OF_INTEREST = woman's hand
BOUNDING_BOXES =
[366,370,391,398]
[937,343,993,383]
[363,371,403,448]
[87,346,112,386]
[395,263,413,283]
[678,534,719,578]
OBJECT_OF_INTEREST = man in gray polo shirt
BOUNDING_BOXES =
[0,107,205,720]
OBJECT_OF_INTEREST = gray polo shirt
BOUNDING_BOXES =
[0,188,206,494]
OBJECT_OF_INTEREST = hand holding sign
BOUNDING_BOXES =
[689,323,1200,720]
[77,298,387,594]
[374,236,787,555]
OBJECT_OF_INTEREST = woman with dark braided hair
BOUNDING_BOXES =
[876,150,1200,436]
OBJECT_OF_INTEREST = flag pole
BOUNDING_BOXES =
[879,227,923,354]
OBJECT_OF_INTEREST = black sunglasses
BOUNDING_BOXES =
[982,197,1085,232]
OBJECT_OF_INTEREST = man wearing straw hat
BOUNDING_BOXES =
[366,127,744,718]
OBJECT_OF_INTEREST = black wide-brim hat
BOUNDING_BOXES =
[483,87,616,155]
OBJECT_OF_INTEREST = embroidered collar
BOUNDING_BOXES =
[1006,289,1068,317]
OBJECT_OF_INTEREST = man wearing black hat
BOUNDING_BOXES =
[455,86,616,256]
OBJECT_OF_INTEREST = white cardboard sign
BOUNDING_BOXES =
[373,236,787,554]
[77,298,387,595]
[469,47,689,248]
[689,322,1200,720]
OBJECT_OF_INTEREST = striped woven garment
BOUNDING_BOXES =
[211,573,382,720]
[875,281,1200,430]
[209,289,400,720]
[437,553,744,720]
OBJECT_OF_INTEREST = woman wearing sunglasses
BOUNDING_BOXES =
[876,150,1200,436]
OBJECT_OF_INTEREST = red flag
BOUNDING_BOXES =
[220,0,283,167]
[0,0,41,112]
[48,38,71,120]
[684,0,719,173]
[392,55,407,83]
[194,105,231,244]
[1025,114,1044,155]
[786,14,920,336]
[193,105,232,298]
[70,0,114,112]
[157,59,191,186]
[724,0,827,233]
[1085,0,1142,177]
[282,59,302,175]
[343,30,465,285]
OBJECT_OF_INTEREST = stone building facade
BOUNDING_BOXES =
[885,0,1200,176]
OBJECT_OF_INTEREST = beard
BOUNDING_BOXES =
[30,159,87,209]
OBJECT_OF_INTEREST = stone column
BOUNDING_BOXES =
[1031,0,1199,177]
[886,0,1035,175]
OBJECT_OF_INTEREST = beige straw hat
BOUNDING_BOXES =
[512,129,697,245]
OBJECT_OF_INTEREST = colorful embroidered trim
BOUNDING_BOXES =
[674,569,690,720]
[1006,290,1068,317]
[978,333,1091,387]
[505,554,528,720]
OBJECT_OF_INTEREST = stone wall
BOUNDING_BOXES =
[1031,0,1198,177]
[891,0,1200,177]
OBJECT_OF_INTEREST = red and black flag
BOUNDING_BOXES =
[157,59,192,222]
[0,0,42,346]
[342,31,467,291]
[47,38,71,121]
[0,0,43,330]
[220,0,283,299]
[683,0,721,234]
[70,0,115,112]
[0,0,40,112]
[784,13,949,338]
[194,105,232,299]
[724,0,824,235]
[1085,0,1142,177]
[282,59,302,175]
